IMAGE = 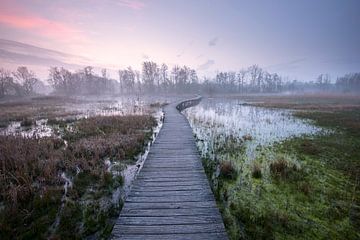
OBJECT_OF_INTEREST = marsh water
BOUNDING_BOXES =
[183,97,323,162]
[0,96,155,138]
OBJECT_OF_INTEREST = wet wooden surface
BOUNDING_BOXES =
[112,98,228,239]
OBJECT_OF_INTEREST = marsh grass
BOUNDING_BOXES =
[219,160,237,180]
[269,155,300,180]
[0,114,157,239]
[251,162,262,179]
[191,96,360,240]
[0,96,80,128]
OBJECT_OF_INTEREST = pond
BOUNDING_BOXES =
[183,97,323,163]
[0,96,159,138]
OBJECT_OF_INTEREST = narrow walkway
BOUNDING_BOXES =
[112,98,228,240]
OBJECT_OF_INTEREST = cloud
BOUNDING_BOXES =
[0,13,83,40]
[0,38,92,70]
[208,37,219,47]
[197,59,215,71]
[116,0,145,10]
[0,0,87,45]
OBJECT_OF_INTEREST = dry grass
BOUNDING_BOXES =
[270,156,299,180]
[0,114,157,239]
[251,162,262,179]
[0,136,63,207]
[235,93,360,111]
[0,96,80,127]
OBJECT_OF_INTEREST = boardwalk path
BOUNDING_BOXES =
[112,97,228,240]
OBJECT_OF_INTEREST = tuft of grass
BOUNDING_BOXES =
[242,134,253,141]
[251,162,262,179]
[269,156,299,180]
[20,117,34,127]
[219,160,237,180]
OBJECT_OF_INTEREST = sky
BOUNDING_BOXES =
[0,0,359,81]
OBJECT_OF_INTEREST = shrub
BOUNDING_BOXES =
[300,139,321,155]
[252,162,262,179]
[20,117,34,127]
[242,134,253,141]
[270,156,299,180]
[219,160,237,180]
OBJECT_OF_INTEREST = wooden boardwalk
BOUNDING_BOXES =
[112,97,228,240]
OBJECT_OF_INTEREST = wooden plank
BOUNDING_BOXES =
[131,185,205,192]
[120,207,220,217]
[121,201,218,210]
[125,195,214,203]
[117,215,222,225]
[113,232,228,240]
[128,190,212,197]
[113,223,226,235]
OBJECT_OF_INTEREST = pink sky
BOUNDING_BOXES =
[0,0,359,80]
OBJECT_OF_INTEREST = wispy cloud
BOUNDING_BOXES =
[197,59,215,71]
[0,38,92,68]
[0,14,83,41]
[116,0,145,10]
[266,58,307,71]
[208,37,218,47]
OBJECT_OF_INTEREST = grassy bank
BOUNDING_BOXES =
[192,95,360,239]
[0,115,157,239]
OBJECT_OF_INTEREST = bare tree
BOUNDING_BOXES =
[317,73,331,90]
[248,65,263,92]
[13,66,38,95]
[237,69,247,93]
[159,63,169,92]
[0,68,14,98]
[142,61,158,92]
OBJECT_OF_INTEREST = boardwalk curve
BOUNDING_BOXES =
[112,96,228,240]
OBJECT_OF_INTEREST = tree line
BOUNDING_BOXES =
[1,62,360,98]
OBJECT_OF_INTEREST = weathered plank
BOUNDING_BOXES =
[111,97,228,239]
[114,232,228,240]
[114,223,226,234]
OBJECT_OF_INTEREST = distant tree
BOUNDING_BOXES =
[317,74,331,90]
[0,68,13,98]
[248,65,263,92]
[13,66,38,95]
[190,69,198,89]
[237,69,247,93]
[336,73,360,92]
[171,65,180,91]
[228,71,236,92]
[101,68,108,79]
[159,63,169,92]
[48,67,76,94]
[142,61,158,92]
